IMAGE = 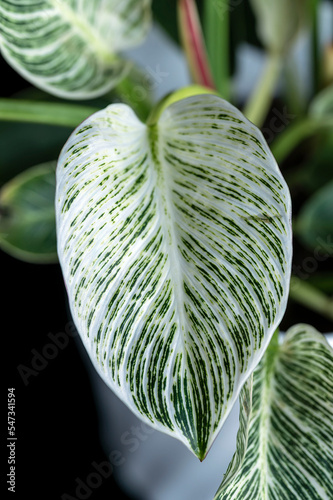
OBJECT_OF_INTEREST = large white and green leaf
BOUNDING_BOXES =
[215,325,333,499]
[0,0,151,99]
[55,93,292,459]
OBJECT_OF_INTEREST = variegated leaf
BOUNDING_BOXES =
[0,0,151,99]
[56,93,292,459]
[215,325,333,499]
[219,375,253,490]
[0,162,57,263]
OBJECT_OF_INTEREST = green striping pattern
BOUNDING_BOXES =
[215,324,333,499]
[56,94,292,459]
[0,0,151,99]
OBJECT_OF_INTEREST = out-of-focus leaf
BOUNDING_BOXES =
[249,0,309,54]
[202,0,230,98]
[322,44,333,88]
[284,132,333,193]
[296,180,333,251]
[0,0,152,99]
[217,375,253,491]
[301,132,333,192]
[310,84,333,117]
[307,274,333,294]
[0,162,57,263]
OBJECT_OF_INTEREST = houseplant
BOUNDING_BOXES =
[1,1,332,498]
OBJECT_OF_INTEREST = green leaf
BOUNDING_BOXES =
[0,162,57,263]
[0,0,151,99]
[0,121,72,185]
[214,324,333,500]
[287,132,333,194]
[55,93,292,459]
[203,0,230,99]
[296,180,333,251]
[310,84,333,117]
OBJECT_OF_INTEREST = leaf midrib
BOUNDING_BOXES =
[147,124,188,350]
[51,0,116,64]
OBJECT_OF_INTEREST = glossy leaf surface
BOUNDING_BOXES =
[56,93,292,458]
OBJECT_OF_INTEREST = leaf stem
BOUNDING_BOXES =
[203,0,230,100]
[115,77,153,122]
[0,99,99,128]
[289,277,333,322]
[178,0,215,90]
[284,56,306,116]
[271,116,333,164]
[243,52,282,127]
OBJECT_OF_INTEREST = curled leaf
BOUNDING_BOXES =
[0,162,57,263]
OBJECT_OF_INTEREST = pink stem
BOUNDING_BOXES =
[178,0,215,90]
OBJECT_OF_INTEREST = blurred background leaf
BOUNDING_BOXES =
[0,122,70,185]
[295,179,333,251]
[310,84,333,116]
[0,162,57,263]
[249,0,311,55]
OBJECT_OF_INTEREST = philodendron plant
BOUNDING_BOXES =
[56,87,292,460]
[1,0,333,498]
